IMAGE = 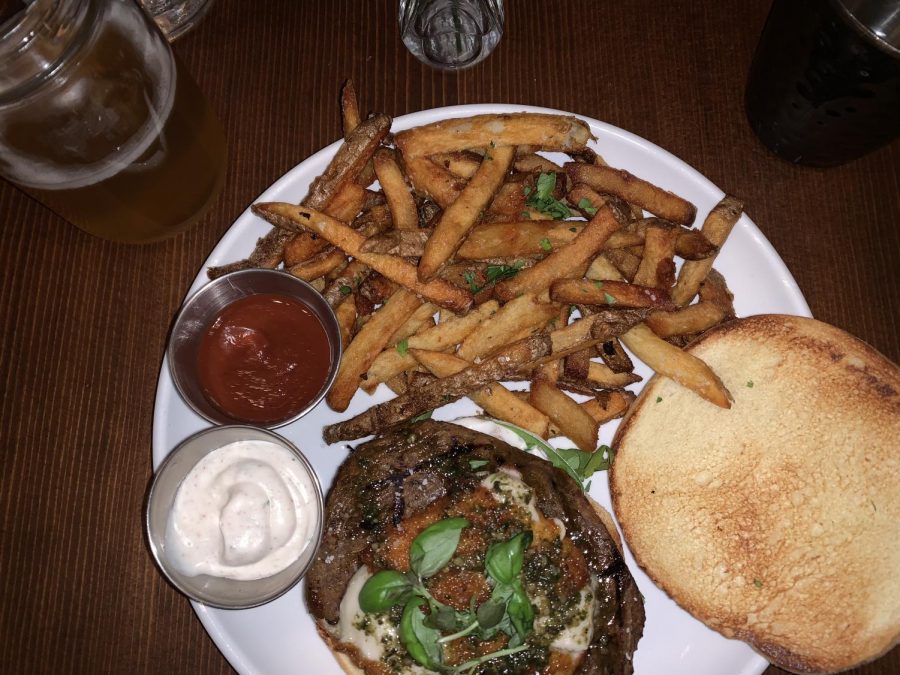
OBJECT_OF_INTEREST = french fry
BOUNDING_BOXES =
[360,229,431,256]
[493,206,622,302]
[602,249,640,282]
[283,182,368,265]
[286,247,346,281]
[646,302,726,338]
[586,362,642,388]
[564,347,592,381]
[431,151,483,179]
[485,182,549,223]
[394,113,593,157]
[413,350,551,437]
[322,335,553,442]
[632,225,678,288]
[565,163,697,225]
[252,203,473,313]
[327,288,424,412]
[387,302,438,344]
[374,148,419,231]
[550,279,676,310]
[419,145,514,280]
[322,260,371,306]
[457,220,582,259]
[208,113,391,277]
[671,195,744,306]
[586,255,625,282]
[597,337,633,373]
[529,377,599,451]
[620,323,732,408]
[334,295,357,350]
[581,391,635,424]
[698,268,736,319]
[403,155,465,209]
[514,153,562,173]
[457,293,559,362]
[364,301,499,389]
[340,79,362,138]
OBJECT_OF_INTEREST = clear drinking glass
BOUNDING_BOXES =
[399,0,504,70]
[139,0,215,42]
[0,0,227,243]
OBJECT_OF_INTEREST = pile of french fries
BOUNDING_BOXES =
[210,81,744,451]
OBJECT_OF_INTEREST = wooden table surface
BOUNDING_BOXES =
[1,0,897,673]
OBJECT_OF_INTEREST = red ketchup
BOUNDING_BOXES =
[197,293,331,424]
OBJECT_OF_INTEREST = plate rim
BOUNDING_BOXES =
[152,102,810,675]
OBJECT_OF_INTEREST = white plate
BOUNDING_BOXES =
[152,104,811,675]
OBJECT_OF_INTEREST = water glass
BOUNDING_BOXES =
[399,0,504,70]
[139,0,215,41]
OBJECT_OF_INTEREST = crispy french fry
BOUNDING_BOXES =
[419,145,514,280]
[253,203,473,313]
[286,247,346,281]
[597,337,633,373]
[485,182,549,223]
[341,79,361,138]
[431,151,483,179]
[493,206,622,302]
[374,148,419,231]
[322,335,553,442]
[361,229,431,257]
[457,220,582,259]
[620,323,732,408]
[327,288,423,412]
[633,225,678,288]
[550,279,676,311]
[334,295,357,350]
[514,153,562,173]
[457,293,559,362]
[586,362,642,388]
[602,249,640,282]
[581,391,635,424]
[645,302,726,338]
[387,302,437,344]
[671,195,744,306]
[394,113,593,157]
[565,163,697,225]
[322,260,371,307]
[529,377,599,451]
[209,114,391,277]
[698,268,736,319]
[403,155,465,209]
[413,350,551,437]
[586,255,625,282]
[283,182,368,265]
[363,301,499,389]
[564,347,592,381]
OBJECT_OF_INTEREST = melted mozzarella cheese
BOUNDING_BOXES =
[335,567,404,662]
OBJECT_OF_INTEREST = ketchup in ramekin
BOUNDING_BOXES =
[197,293,331,424]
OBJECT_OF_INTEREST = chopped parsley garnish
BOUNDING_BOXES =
[468,459,489,470]
[577,197,598,216]
[463,262,524,294]
[520,210,531,220]
[656,396,663,403]
[747,380,754,388]
[396,339,409,356]
[604,292,616,304]
[525,173,573,219]
[593,280,604,289]
[753,579,763,588]
[410,409,433,422]
[339,284,352,296]
[539,237,552,252]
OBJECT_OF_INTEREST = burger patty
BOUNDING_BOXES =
[306,420,645,674]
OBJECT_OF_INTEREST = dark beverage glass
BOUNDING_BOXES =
[745,0,900,166]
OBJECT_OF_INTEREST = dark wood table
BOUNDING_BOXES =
[1,0,896,672]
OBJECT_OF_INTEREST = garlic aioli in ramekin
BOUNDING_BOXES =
[164,439,318,581]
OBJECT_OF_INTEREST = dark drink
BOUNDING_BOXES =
[745,0,900,166]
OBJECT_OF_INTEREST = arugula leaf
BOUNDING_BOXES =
[396,338,409,356]
[409,518,469,578]
[524,173,573,219]
[359,570,414,613]
[400,599,444,670]
[492,420,612,489]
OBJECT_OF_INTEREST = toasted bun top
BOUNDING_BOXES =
[610,314,900,673]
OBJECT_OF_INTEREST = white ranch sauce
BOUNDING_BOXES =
[164,440,317,580]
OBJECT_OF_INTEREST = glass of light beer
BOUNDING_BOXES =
[0,0,227,243]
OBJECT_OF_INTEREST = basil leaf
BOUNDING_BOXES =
[400,599,443,670]
[476,599,506,630]
[409,517,469,578]
[485,531,532,585]
[427,604,465,632]
[506,584,534,646]
[358,569,413,613]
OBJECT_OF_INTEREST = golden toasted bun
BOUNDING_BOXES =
[610,315,900,673]
[320,499,624,674]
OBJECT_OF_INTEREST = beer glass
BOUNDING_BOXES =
[0,0,227,243]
